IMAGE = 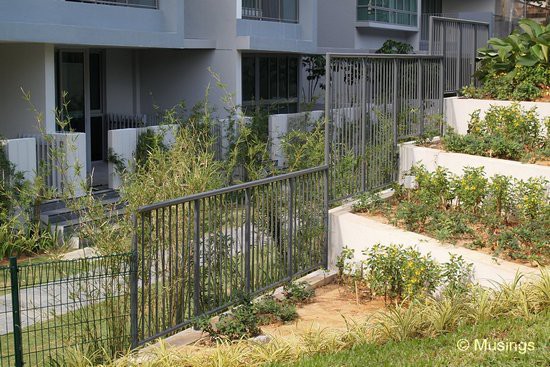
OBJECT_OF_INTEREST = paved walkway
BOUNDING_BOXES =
[329,208,542,288]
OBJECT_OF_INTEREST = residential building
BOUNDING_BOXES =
[0,0,531,188]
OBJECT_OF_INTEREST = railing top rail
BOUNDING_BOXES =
[430,16,490,26]
[326,53,444,60]
[137,165,329,213]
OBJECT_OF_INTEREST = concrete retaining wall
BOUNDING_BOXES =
[399,143,550,184]
[445,97,550,135]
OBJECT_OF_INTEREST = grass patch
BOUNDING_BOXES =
[276,312,550,367]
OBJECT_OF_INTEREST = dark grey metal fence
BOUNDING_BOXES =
[132,165,328,346]
[325,54,444,203]
[0,254,132,367]
[429,16,490,94]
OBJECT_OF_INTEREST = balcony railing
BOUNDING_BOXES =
[66,0,158,9]
[242,0,299,23]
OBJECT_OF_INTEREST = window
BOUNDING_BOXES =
[242,0,299,23]
[357,0,418,27]
[66,0,158,9]
[242,55,299,114]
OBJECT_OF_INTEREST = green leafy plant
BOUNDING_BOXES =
[376,40,414,55]
[441,104,548,163]
[363,244,441,303]
[283,281,315,304]
[253,296,298,324]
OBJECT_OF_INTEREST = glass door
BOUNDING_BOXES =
[57,50,105,175]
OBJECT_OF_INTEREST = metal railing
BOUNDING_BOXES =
[242,0,299,23]
[105,114,158,130]
[429,16,490,95]
[132,165,328,346]
[0,254,133,366]
[66,0,158,9]
[325,54,444,203]
[34,135,65,192]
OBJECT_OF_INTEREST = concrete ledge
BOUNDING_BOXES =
[399,144,550,184]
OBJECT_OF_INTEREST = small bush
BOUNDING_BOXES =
[441,104,548,163]
[254,297,298,324]
[283,281,315,304]
[363,244,441,302]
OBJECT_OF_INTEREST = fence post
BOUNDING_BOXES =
[322,167,329,269]
[9,257,23,367]
[287,177,295,279]
[193,199,201,318]
[418,58,424,136]
[392,59,398,147]
[244,188,251,294]
[324,53,332,201]
[457,23,463,93]
[129,214,139,349]
[360,59,367,193]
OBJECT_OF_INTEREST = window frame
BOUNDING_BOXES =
[357,0,418,27]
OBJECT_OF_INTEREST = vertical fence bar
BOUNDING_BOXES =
[193,199,201,318]
[322,167,329,269]
[418,58,424,136]
[392,59,398,148]
[287,177,294,279]
[130,214,139,349]
[244,188,251,294]
[360,59,367,192]
[9,257,23,367]
[457,23,463,93]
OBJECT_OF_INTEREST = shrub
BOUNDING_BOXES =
[362,244,441,302]
[283,281,315,304]
[380,165,549,264]
[253,296,298,324]
[441,104,547,162]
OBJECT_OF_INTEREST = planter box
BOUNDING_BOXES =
[399,143,550,185]
[328,204,538,288]
[444,97,550,135]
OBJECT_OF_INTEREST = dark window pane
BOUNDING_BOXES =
[269,58,278,99]
[242,56,256,103]
[278,57,288,99]
[281,0,297,22]
[89,53,101,111]
[288,57,298,98]
[259,57,269,100]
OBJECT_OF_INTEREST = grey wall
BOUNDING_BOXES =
[0,0,192,48]
[442,0,495,13]
[0,43,55,138]
[317,0,420,52]
[138,49,239,118]
[105,49,137,115]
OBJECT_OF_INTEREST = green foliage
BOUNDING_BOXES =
[469,19,550,101]
[376,40,414,54]
[440,254,473,295]
[363,244,441,302]
[253,296,298,324]
[352,191,385,213]
[280,119,325,172]
[196,293,260,342]
[442,104,548,162]
[380,165,550,264]
[283,281,315,304]
[134,128,168,168]
[302,55,326,103]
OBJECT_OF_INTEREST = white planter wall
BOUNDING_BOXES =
[445,97,550,135]
[53,133,87,197]
[108,125,177,189]
[3,138,36,182]
[268,110,324,167]
[399,143,550,186]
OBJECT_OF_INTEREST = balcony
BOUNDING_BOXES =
[242,0,299,23]
[66,0,158,9]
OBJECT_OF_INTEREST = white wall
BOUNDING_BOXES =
[445,97,550,135]
[0,43,56,138]
[399,143,550,185]
[3,138,36,182]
